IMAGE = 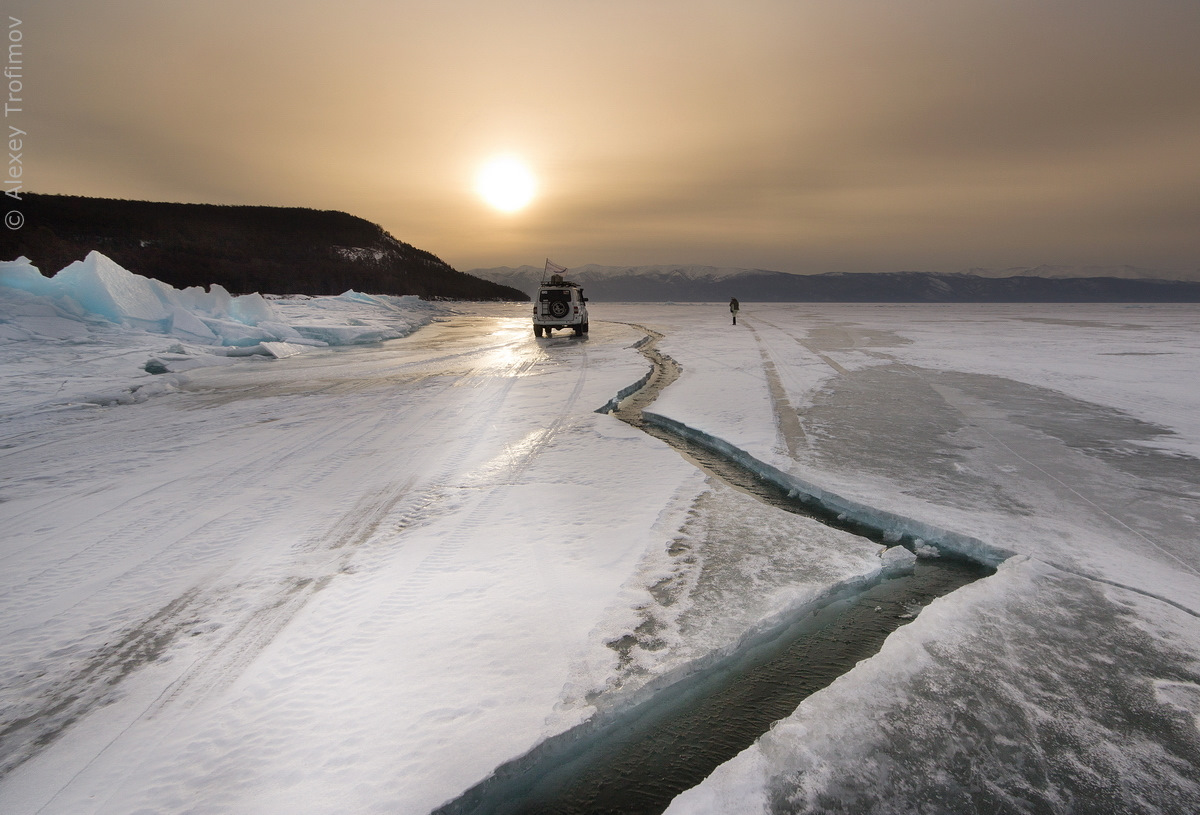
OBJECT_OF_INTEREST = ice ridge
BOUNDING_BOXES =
[641,411,1014,568]
[0,253,436,367]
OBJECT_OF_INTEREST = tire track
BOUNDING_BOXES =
[750,314,850,375]
[0,405,393,655]
[0,322,543,780]
[0,589,203,779]
[744,322,808,459]
[137,392,482,716]
[384,344,592,612]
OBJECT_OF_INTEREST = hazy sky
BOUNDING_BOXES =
[13,0,1200,274]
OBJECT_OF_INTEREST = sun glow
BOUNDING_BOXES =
[476,156,537,212]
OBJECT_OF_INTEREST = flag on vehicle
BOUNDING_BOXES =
[543,259,568,282]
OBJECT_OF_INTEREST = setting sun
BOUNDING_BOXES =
[475,156,537,212]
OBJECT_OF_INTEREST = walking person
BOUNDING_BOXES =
[729,297,740,325]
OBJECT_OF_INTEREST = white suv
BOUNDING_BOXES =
[533,275,589,337]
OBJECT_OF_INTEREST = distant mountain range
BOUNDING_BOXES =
[469,264,1200,302]
[963,264,1200,282]
[2,194,528,301]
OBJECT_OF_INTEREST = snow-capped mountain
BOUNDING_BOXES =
[468,264,1200,302]
[964,265,1200,282]
[467,264,779,298]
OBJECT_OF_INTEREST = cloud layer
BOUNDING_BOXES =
[18,0,1200,274]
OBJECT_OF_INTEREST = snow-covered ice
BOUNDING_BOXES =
[642,302,1200,813]
[2,259,1199,813]
[0,257,884,813]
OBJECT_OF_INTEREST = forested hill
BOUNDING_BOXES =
[1,194,528,301]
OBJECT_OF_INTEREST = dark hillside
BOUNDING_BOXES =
[1,194,528,301]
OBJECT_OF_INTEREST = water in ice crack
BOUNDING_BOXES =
[433,558,981,815]
[433,327,993,815]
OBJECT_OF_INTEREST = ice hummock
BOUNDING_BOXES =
[0,252,438,369]
[0,253,441,410]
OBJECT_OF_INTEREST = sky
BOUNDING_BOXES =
[11,0,1200,276]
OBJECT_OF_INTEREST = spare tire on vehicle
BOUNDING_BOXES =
[549,300,569,318]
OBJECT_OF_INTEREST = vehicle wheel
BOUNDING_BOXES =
[549,301,569,319]
[533,325,543,337]
[581,321,589,334]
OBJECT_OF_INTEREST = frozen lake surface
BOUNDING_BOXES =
[2,258,1199,813]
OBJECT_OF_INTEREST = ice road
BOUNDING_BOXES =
[2,263,1200,813]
